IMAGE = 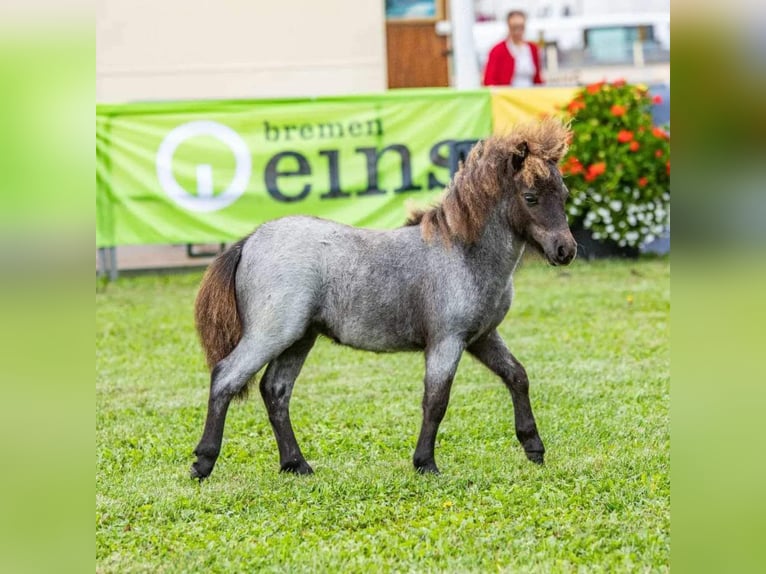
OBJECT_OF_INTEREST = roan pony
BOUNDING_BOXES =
[190,117,576,480]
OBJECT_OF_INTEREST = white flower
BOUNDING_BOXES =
[626,231,639,242]
[606,224,615,233]
[597,207,609,218]
[609,200,622,211]
[644,234,655,244]
[592,193,602,202]
[627,215,637,226]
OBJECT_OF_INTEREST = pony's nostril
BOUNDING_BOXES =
[557,244,567,259]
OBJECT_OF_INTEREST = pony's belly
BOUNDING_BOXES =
[314,317,424,353]
[338,334,422,353]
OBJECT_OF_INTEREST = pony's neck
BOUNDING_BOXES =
[463,195,525,278]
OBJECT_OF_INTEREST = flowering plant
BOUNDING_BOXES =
[561,80,670,249]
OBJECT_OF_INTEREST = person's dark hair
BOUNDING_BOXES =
[507,10,527,21]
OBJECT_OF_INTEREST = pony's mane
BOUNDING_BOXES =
[406,117,571,244]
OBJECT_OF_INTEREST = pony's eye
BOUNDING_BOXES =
[524,193,538,205]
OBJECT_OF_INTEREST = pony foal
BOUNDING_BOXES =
[191,117,576,480]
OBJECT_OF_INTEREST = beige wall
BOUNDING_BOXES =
[97,0,387,103]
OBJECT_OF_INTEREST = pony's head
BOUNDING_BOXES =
[476,117,576,266]
[408,117,577,266]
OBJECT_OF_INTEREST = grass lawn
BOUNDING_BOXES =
[96,255,669,572]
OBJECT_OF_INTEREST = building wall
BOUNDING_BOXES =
[97,0,387,103]
[478,0,669,19]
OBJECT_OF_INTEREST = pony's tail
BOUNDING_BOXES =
[194,237,248,372]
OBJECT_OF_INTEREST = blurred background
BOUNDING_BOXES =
[96,0,670,274]
[97,0,669,100]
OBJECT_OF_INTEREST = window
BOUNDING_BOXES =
[584,25,655,64]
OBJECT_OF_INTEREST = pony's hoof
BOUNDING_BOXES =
[525,451,545,465]
[190,457,215,481]
[415,462,440,474]
[280,460,314,475]
[190,464,208,482]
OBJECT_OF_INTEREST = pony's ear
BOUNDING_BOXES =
[511,142,528,173]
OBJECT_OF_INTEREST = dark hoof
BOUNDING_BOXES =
[414,460,440,474]
[280,460,314,475]
[190,457,215,481]
[525,450,545,465]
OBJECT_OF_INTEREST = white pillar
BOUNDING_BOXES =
[632,40,645,67]
[546,44,559,74]
[450,0,481,89]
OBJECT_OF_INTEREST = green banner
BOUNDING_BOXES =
[96,89,492,247]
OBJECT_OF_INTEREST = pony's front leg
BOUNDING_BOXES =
[413,337,465,474]
[468,330,545,464]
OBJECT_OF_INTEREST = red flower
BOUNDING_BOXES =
[655,149,663,158]
[567,99,586,113]
[652,126,669,139]
[584,162,607,181]
[652,95,663,104]
[617,130,634,143]
[638,177,649,187]
[612,78,626,87]
[562,156,584,175]
[629,141,640,152]
[667,160,670,175]
[590,162,606,176]
[586,81,605,94]
[610,104,627,117]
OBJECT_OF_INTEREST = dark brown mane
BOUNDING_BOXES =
[406,117,571,244]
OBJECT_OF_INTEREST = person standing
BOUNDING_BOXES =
[482,10,543,87]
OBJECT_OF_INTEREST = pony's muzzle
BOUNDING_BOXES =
[547,233,577,266]
[555,237,577,265]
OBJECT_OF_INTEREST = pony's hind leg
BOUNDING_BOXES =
[191,336,274,481]
[413,337,465,474]
[468,330,545,464]
[259,331,317,475]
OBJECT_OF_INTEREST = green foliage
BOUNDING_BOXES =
[562,81,671,248]
[96,257,669,572]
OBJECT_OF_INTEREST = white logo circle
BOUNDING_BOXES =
[156,120,251,213]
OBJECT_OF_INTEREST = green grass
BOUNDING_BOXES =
[96,256,669,573]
